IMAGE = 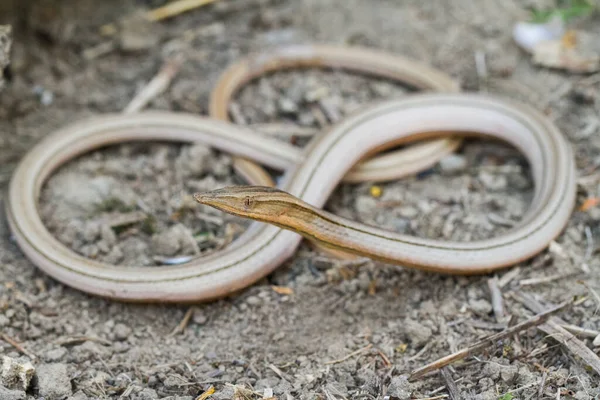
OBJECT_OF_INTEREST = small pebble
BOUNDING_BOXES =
[439,154,467,174]
[278,97,298,114]
[44,348,68,362]
[36,363,72,400]
[499,364,518,383]
[357,368,379,396]
[193,309,208,325]
[82,221,101,242]
[469,298,493,314]
[255,377,279,390]
[113,323,132,341]
[386,375,411,400]
[245,296,261,306]
[177,144,212,177]
[478,171,508,191]
[132,387,159,400]
[66,391,89,400]
[100,224,117,246]
[152,224,199,257]
[398,206,418,218]
[403,319,432,347]
[305,86,329,102]
[370,81,394,97]
[104,246,124,264]
[354,196,377,215]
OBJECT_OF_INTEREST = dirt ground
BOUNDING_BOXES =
[1,0,600,399]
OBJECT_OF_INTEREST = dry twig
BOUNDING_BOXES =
[487,276,504,322]
[55,336,112,346]
[440,367,461,400]
[124,56,184,113]
[519,272,577,287]
[324,344,373,365]
[170,307,195,336]
[409,299,572,380]
[0,333,37,360]
[101,0,219,35]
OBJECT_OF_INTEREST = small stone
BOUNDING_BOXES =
[0,387,26,400]
[387,375,411,400]
[36,363,72,399]
[403,319,432,347]
[212,386,235,400]
[82,221,101,242]
[152,224,199,257]
[478,377,494,390]
[478,171,507,191]
[354,196,377,215]
[1,356,35,391]
[70,341,111,363]
[211,154,232,178]
[398,206,418,218]
[278,97,298,114]
[469,298,493,315]
[574,390,593,400]
[305,86,329,102]
[113,323,132,341]
[593,334,600,347]
[370,81,394,97]
[58,220,84,245]
[356,368,379,396]
[255,377,279,390]
[80,244,99,258]
[499,364,518,383]
[132,388,159,400]
[44,347,68,362]
[67,390,89,400]
[100,223,117,245]
[192,309,208,325]
[273,380,293,395]
[439,154,467,174]
[298,111,315,126]
[0,314,9,327]
[163,375,184,389]
[104,246,124,264]
[177,144,212,177]
[245,296,261,306]
[161,397,194,400]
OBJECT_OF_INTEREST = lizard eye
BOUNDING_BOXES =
[243,196,253,209]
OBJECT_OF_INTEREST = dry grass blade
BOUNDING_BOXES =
[125,56,184,113]
[409,299,572,380]
[487,276,504,322]
[324,343,373,365]
[101,0,219,35]
[440,367,462,400]
[0,333,37,360]
[147,0,219,22]
[170,307,195,336]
